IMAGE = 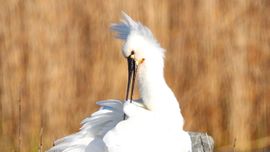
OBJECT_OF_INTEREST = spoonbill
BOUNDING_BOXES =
[48,12,192,152]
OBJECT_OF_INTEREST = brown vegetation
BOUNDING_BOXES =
[0,0,269,151]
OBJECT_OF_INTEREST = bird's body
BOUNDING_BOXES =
[48,13,192,152]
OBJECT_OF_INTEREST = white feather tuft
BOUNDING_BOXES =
[111,12,159,46]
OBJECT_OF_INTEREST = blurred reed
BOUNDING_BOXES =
[0,0,269,151]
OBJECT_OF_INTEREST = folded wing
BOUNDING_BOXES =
[47,100,124,152]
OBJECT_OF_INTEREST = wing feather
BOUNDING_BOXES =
[47,100,124,152]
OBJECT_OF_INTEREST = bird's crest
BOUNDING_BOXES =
[111,12,159,46]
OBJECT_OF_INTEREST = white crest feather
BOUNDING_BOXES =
[111,12,159,46]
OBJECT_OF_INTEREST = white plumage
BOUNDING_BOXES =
[48,13,192,152]
[48,100,124,152]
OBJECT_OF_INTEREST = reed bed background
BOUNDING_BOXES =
[0,0,269,151]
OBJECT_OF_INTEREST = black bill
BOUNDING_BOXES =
[125,55,138,103]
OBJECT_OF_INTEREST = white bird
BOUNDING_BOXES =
[48,13,192,152]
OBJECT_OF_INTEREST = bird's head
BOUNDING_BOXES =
[111,12,165,102]
[122,32,147,66]
[112,12,164,68]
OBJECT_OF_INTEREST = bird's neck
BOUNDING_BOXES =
[137,61,180,112]
[137,61,184,129]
